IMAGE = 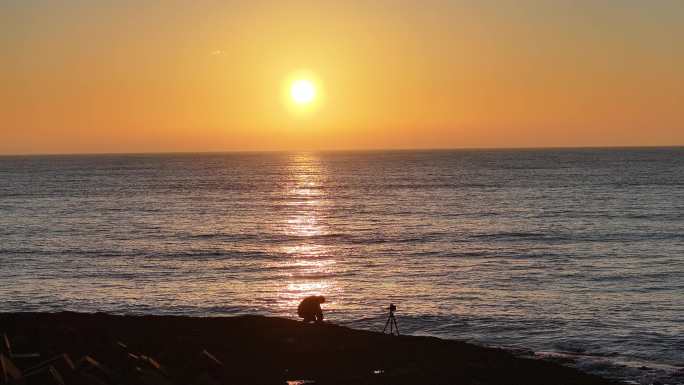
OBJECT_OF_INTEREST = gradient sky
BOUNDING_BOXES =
[2,0,683,154]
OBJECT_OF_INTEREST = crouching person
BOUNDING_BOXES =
[297,295,326,323]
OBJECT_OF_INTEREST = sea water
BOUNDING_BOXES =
[1,148,682,384]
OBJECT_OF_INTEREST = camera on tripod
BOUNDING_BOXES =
[383,303,399,336]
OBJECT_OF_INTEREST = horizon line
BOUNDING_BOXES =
[1,144,683,157]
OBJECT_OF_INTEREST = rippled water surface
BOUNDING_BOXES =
[1,149,683,384]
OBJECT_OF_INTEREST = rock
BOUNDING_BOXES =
[24,365,65,385]
[1,353,23,383]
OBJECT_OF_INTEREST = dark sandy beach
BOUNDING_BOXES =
[0,312,619,385]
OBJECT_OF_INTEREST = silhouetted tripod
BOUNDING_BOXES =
[382,303,399,336]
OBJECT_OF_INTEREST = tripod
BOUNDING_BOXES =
[382,309,399,336]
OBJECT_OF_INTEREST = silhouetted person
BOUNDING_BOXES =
[298,295,325,323]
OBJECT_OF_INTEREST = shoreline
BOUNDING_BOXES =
[0,312,619,385]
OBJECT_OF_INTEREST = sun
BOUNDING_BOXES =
[283,71,322,116]
[290,79,316,104]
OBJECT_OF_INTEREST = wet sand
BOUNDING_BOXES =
[0,312,619,385]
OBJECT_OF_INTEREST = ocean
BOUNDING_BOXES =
[1,148,682,384]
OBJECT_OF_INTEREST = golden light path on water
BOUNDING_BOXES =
[273,153,340,315]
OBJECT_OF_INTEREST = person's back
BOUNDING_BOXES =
[297,295,325,323]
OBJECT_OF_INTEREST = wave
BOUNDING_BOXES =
[471,232,548,239]
[0,248,278,261]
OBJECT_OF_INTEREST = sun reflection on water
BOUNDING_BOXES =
[274,153,339,315]
[285,216,323,238]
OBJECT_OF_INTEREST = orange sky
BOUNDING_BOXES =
[2,1,683,154]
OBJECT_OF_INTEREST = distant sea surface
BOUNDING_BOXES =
[1,148,683,384]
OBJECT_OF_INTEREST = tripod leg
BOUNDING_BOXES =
[392,317,399,335]
[383,316,391,333]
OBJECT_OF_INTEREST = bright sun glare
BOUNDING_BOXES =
[290,79,316,104]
